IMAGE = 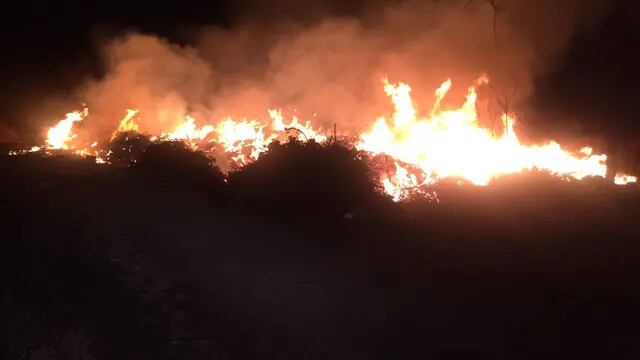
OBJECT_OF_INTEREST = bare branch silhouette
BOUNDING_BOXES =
[284,127,309,141]
[465,0,501,51]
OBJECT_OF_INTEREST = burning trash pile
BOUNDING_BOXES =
[8,76,637,201]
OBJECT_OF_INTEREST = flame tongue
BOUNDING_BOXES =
[166,115,214,142]
[111,109,140,139]
[45,108,88,149]
[269,109,327,143]
[356,78,612,199]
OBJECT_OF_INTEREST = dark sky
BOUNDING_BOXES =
[0,0,373,133]
[533,0,640,150]
[0,0,638,167]
[0,0,229,133]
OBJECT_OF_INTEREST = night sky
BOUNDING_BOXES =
[533,0,640,151]
[0,0,638,161]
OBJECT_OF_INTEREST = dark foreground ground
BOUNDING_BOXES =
[2,141,640,359]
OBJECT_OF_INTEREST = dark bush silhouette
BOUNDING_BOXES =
[132,141,227,198]
[228,139,383,217]
[108,131,152,166]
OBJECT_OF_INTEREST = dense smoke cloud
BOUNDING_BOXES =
[71,0,613,143]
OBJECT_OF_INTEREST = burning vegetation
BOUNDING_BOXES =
[8,75,637,201]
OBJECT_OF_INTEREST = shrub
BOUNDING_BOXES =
[108,131,152,166]
[132,141,227,198]
[228,140,382,217]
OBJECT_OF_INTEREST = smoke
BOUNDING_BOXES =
[71,0,614,143]
[76,35,214,140]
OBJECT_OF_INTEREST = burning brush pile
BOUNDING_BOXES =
[8,75,637,202]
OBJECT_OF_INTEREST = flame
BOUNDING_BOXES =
[166,115,214,142]
[215,118,274,165]
[269,109,327,143]
[111,109,140,139]
[45,108,88,149]
[11,73,638,201]
[614,172,638,185]
[209,110,326,165]
[382,162,420,202]
[357,77,610,198]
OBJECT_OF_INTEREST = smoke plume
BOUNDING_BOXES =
[70,0,613,143]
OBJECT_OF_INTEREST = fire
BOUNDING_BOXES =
[45,108,88,149]
[215,118,274,165]
[11,73,638,201]
[382,163,420,202]
[269,109,327,143]
[357,77,610,199]
[614,172,638,185]
[112,109,140,139]
[166,115,214,142]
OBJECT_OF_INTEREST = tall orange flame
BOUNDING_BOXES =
[357,77,614,199]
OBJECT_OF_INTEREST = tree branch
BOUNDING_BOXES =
[465,0,501,51]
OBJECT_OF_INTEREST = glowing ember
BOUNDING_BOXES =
[8,146,41,156]
[357,77,609,198]
[45,108,88,149]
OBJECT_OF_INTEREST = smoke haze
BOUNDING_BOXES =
[23,0,617,144]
